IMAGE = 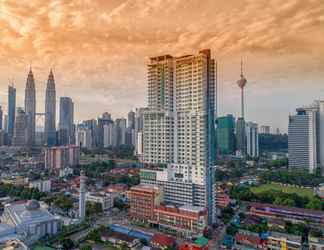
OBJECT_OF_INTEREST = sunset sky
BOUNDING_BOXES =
[0,0,323,132]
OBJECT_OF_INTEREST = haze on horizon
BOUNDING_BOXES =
[0,0,323,132]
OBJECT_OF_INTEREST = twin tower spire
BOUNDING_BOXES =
[24,68,56,146]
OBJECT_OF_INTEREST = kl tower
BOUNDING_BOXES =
[236,60,247,156]
[237,60,247,118]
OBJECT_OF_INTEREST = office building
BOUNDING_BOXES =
[142,50,216,223]
[8,85,16,143]
[44,70,56,146]
[45,145,80,173]
[103,122,115,147]
[76,124,92,149]
[98,112,113,148]
[236,118,246,156]
[59,97,74,144]
[246,122,259,157]
[128,110,135,129]
[288,101,324,174]
[115,118,127,146]
[24,69,36,146]
[260,125,270,134]
[216,115,235,155]
[12,108,28,147]
[83,119,98,148]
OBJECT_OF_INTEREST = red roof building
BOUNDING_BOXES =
[151,234,176,249]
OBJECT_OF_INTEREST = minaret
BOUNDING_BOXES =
[25,68,36,146]
[237,60,247,119]
[45,69,56,146]
[79,170,86,220]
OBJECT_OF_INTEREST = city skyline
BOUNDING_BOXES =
[0,0,323,132]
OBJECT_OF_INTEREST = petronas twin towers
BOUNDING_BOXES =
[24,68,56,146]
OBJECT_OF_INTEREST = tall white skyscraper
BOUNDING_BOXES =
[142,50,216,223]
[246,122,259,158]
[288,101,324,175]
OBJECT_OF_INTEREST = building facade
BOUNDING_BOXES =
[59,97,74,145]
[260,125,270,134]
[98,112,113,148]
[1,200,61,242]
[142,50,217,224]
[45,145,80,173]
[86,192,114,211]
[76,124,93,149]
[246,122,259,158]
[127,185,163,222]
[44,70,56,146]
[24,69,36,146]
[12,108,28,147]
[154,204,208,238]
[288,101,324,175]
[216,115,235,155]
[8,86,16,144]
[236,117,246,156]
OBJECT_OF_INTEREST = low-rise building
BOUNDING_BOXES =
[235,230,266,249]
[101,231,141,249]
[127,185,163,222]
[1,200,61,243]
[249,202,324,226]
[215,190,230,208]
[153,204,208,238]
[267,232,301,250]
[86,192,114,211]
[29,179,51,192]
[151,233,176,250]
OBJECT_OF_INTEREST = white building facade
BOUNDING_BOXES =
[288,101,324,175]
[246,122,259,158]
[142,50,217,223]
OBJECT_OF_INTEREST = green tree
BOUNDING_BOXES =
[306,197,323,210]
[80,244,92,250]
[60,238,75,250]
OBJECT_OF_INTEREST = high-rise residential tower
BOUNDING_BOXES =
[246,122,259,158]
[45,70,56,146]
[8,85,16,143]
[59,97,74,145]
[141,50,217,224]
[288,102,324,175]
[25,69,36,146]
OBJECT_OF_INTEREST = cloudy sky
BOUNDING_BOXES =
[0,0,323,132]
